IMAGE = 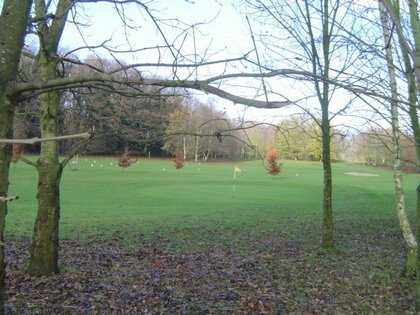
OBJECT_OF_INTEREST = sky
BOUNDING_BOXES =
[24,0,305,124]
[5,0,390,130]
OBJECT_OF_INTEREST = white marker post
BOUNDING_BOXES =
[232,165,242,197]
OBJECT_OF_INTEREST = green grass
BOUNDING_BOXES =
[6,158,420,243]
[6,158,420,313]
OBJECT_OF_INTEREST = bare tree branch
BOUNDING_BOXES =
[0,132,91,145]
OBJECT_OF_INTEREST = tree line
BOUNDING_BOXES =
[14,54,268,160]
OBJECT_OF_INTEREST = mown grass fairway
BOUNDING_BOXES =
[5,159,420,313]
[7,159,419,241]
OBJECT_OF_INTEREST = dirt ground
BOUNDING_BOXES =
[4,225,415,314]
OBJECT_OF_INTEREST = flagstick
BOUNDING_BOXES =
[232,168,237,197]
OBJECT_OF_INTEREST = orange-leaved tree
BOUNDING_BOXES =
[265,148,281,175]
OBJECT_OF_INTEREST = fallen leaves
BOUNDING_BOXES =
[2,223,417,314]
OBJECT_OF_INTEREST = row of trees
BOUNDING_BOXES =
[15,56,272,161]
[16,54,278,161]
[15,56,178,157]
[15,87,420,167]
[275,116,341,161]
[163,101,277,161]
[274,115,417,168]
[344,129,417,168]
[163,103,244,161]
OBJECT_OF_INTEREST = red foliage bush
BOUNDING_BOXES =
[173,151,185,169]
[265,148,281,175]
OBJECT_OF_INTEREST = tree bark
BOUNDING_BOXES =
[386,0,420,308]
[407,0,420,309]
[0,97,14,314]
[0,0,33,312]
[28,162,62,275]
[380,1,417,275]
[407,0,420,88]
[28,0,71,276]
[321,103,333,248]
[194,136,199,163]
[27,56,63,276]
[392,0,420,162]
[319,0,333,249]
[417,184,420,311]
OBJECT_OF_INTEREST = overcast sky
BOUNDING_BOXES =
[22,0,306,124]
[1,0,387,130]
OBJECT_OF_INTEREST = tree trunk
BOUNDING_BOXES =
[0,97,14,314]
[393,0,420,163]
[28,87,62,275]
[380,1,417,275]
[183,136,187,160]
[303,0,334,249]
[411,0,420,306]
[194,136,199,163]
[416,184,420,312]
[407,73,420,163]
[28,160,62,276]
[407,0,420,88]
[0,0,33,312]
[321,113,333,248]
[28,58,62,276]
[320,0,333,248]
[27,0,71,276]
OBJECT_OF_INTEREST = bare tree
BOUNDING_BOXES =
[378,0,420,309]
[242,0,364,248]
[379,1,417,275]
[22,0,72,277]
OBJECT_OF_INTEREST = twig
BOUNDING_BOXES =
[61,136,95,168]
[246,16,270,104]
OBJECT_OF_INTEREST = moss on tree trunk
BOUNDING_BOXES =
[416,184,420,311]
[0,0,34,312]
[318,0,334,249]
[0,96,14,314]
[321,117,333,249]
[27,57,62,276]
[27,0,71,276]
[28,162,61,276]
[27,69,62,276]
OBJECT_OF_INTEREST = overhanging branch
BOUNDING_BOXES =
[0,196,19,203]
[11,72,295,109]
[10,67,411,108]
[0,132,91,145]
